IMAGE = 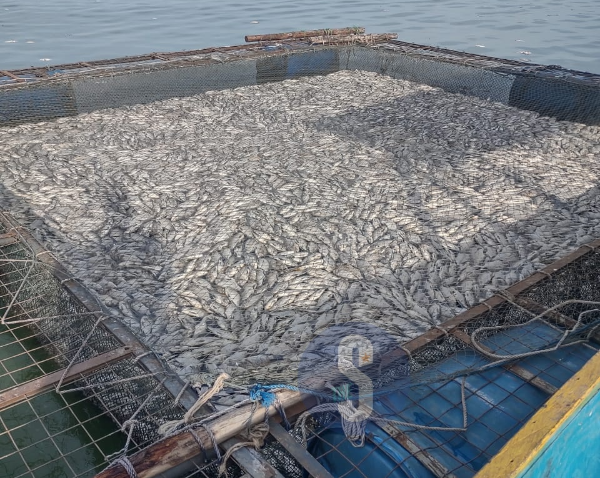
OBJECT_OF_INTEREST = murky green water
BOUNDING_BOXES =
[0,322,126,478]
[0,0,598,73]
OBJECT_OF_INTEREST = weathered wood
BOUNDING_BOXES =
[309,33,398,45]
[385,239,600,361]
[268,419,335,478]
[0,346,133,409]
[94,389,305,478]
[222,437,285,478]
[0,232,18,246]
[245,27,365,43]
[0,70,26,82]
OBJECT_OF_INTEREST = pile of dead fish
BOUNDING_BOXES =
[0,70,598,391]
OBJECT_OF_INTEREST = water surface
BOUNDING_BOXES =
[0,0,598,73]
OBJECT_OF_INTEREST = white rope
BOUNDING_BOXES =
[296,376,468,447]
[174,380,191,405]
[158,372,230,436]
[471,300,600,361]
[218,422,270,477]
[112,457,138,478]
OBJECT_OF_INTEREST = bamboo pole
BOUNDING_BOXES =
[245,27,364,42]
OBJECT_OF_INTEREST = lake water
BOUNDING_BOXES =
[0,0,598,73]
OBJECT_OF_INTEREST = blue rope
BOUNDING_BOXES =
[248,383,299,408]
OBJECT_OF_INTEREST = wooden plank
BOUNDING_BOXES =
[222,437,285,478]
[476,350,600,478]
[386,239,600,360]
[0,346,133,409]
[452,329,557,395]
[268,419,335,478]
[0,70,26,82]
[0,232,18,246]
[93,389,305,478]
[245,27,365,42]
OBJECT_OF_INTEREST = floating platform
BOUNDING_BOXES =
[0,28,599,478]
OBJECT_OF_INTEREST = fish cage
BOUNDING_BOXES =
[0,28,599,478]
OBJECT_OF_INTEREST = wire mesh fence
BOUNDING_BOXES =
[0,213,194,478]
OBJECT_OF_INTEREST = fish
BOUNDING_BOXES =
[0,69,597,388]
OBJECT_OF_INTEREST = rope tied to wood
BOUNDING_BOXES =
[159,372,230,436]
[112,456,138,478]
[218,421,270,478]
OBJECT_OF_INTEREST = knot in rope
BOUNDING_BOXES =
[113,456,138,478]
[218,422,270,477]
[159,372,230,436]
[337,401,369,447]
[248,385,277,408]
[248,383,299,408]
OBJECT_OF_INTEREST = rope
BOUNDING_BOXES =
[112,457,138,478]
[158,372,230,436]
[174,380,191,405]
[295,377,468,447]
[218,422,270,477]
[471,300,600,361]
[132,350,154,364]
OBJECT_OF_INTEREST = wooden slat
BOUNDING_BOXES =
[0,346,133,409]
[268,419,335,478]
[387,239,600,361]
[0,70,26,82]
[0,232,18,246]
[476,351,600,478]
[0,215,200,412]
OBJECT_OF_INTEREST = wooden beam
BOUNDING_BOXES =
[385,239,600,361]
[0,232,18,246]
[0,214,199,413]
[268,419,335,478]
[0,346,133,409]
[93,389,305,478]
[222,437,285,478]
[245,27,365,43]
